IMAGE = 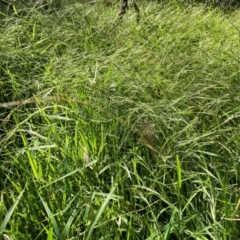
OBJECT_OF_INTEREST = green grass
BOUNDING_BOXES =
[0,1,240,239]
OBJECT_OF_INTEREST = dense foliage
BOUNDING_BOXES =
[0,1,240,239]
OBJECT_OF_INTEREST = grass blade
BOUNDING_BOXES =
[176,155,182,192]
[38,194,61,239]
[0,186,26,233]
[84,185,117,240]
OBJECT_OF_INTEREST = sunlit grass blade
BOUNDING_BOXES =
[47,226,54,240]
[176,154,182,192]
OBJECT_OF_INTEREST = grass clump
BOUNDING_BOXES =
[0,1,240,239]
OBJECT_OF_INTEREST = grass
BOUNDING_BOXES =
[0,0,240,239]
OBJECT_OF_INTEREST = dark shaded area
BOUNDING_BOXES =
[119,0,140,22]
[214,0,240,6]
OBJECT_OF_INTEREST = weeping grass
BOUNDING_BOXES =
[0,1,240,239]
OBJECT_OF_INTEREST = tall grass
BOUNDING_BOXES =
[0,1,240,239]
